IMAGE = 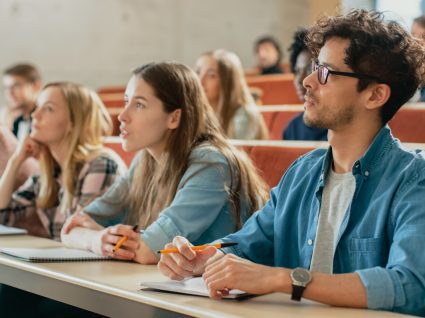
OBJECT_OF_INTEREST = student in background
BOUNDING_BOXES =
[158,10,425,316]
[0,82,126,239]
[61,62,269,264]
[2,64,42,140]
[254,36,284,75]
[411,15,425,41]
[0,127,39,189]
[282,29,328,141]
[195,49,269,139]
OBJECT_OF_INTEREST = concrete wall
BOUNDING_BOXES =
[0,0,311,95]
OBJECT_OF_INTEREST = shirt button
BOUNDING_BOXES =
[308,239,313,246]
[364,171,370,177]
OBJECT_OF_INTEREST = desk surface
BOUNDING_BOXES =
[0,235,414,318]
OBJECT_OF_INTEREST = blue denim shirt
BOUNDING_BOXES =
[222,126,425,316]
[83,144,252,254]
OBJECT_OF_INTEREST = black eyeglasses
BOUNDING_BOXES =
[312,61,381,85]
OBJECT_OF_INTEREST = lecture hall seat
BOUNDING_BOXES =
[247,74,299,105]
[259,105,304,140]
[388,106,425,143]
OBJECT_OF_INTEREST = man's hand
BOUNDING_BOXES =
[158,236,222,280]
[203,254,288,299]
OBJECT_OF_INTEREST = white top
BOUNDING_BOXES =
[310,168,356,273]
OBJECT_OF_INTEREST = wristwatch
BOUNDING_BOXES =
[290,267,312,301]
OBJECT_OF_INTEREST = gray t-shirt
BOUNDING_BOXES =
[310,168,356,273]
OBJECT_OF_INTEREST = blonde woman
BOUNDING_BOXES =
[62,62,269,264]
[195,49,269,139]
[0,82,126,239]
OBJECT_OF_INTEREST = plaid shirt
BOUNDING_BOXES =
[0,154,126,240]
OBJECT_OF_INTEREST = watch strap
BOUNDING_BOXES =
[291,285,305,301]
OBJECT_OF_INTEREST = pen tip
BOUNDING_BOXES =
[221,242,238,248]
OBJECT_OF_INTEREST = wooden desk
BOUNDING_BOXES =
[0,236,413,318]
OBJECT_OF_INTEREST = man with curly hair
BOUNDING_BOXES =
[158,10,425,316]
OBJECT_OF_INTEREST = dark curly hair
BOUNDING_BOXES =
[306,9,425,124]
[288,28,309,73]
[255,36,283,64]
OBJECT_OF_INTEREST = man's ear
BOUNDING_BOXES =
[168,109,182,130]
[365,83,391,110]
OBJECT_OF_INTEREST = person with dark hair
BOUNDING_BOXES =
[282,28,327,141]
[2,63,42,141]
[255,36,284,75]
[158,10,425,316]
[412,15,425,41]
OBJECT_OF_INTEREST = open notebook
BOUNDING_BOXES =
[0,225,28,236]
[141,277,250,299]
[0,247,110,262]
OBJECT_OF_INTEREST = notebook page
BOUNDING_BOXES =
[141,277,247,299]
[0,225,28,235]
[0,247,110,262]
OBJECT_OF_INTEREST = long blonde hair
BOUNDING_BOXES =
[127,62,269,229]
[202,49,269,139]
[37,82,113,213]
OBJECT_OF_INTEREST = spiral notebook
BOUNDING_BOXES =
[0,247,110,263]
[0,225,28,236]
[141,277,250,299]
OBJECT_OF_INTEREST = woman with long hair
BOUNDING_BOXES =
[195,49,269,139]
[0,82,126,239]
[62,62,269,264]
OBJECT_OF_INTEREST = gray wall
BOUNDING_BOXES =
[0,0,309,95]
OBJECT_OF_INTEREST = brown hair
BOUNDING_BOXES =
[3,63,41,83]
[202,50,269,139]
[127,62,269,229]
[306,9,425,124]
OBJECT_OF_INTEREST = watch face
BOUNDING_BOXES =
[292,268,312,283]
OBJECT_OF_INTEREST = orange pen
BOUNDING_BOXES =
[112,224,138,253]
[157,242,238,254]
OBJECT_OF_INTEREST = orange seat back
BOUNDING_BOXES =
[247,74,299,105]
[248,144,316,187]
[389,107,425,143]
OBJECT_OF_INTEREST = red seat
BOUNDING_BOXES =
[97,86,126,94]
[269,111,300,140]
[389,107,425,143]
[248,144,317,187]
[247,74,299,105]
[259,106,304,140]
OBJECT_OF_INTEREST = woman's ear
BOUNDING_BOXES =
[365,83,391,110]
[167,109,182,130]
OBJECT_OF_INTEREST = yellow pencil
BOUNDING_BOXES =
[112,225,138,253]
[157,242,237,254]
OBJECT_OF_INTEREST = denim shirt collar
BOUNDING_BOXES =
[319,125,395,182]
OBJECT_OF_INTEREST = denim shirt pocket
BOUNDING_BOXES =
[349,237,387,270]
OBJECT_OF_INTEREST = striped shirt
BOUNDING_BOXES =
[0,153,126,240]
